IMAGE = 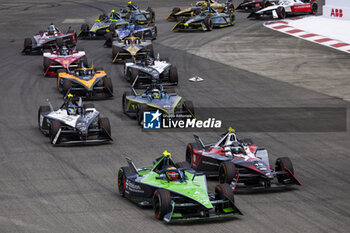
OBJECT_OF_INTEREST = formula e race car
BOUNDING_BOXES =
[105,23,157,47]
[124,55,178,86]
[77,11,128,39]
[57,62,113,98]
[248,0,318,19]
[43,45,86,77]
[122,82,194,126]
[237,0,276,11]
[167,0,235,21]
[118,150,242,222]
[172,6,235,31]
[118,2,155,24]
[112,35,154,63]
[38,94,112,145]
[21,24,76,55]
[185,128,302,190]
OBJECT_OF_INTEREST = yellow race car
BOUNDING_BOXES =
[57,63,113,98]
[166,0,234,21]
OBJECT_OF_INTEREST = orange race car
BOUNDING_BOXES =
[57,63,113,99]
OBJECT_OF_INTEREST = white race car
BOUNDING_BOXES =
[124,55,178,87]
[38,95,112,145]
[248,0,318,19]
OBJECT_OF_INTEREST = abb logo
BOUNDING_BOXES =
[330,8,343,18]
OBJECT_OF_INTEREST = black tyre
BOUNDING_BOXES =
[183,100,195,116]
[165,88,176,95]
[99,117,111,137]
[311,3,318,15]
[23,38,32,54]
[129,68,139,85]
[81,57,89,67]
[81,23,89,34]
[56,38,63,48]
[118,166,130,197]
[122,91,134,114]
[239,138,253,145]
[148,44,154,58]
[230,13,236,25]
[193,8,201,15]
[204,16,213,31]
[219,161,236,184]
[112,46,120,61]
[172,7,181,14]
[83,103,95,109]
[103,77,113,96]
[49,120,61,144]
[38,105,50,129]
[153,189,171,221]
[169,66,178,85]
[136,104,148,126]
[99,13,107,20]
[215,184,235,213]
[185,142,199,165]
[276,7,286,19]
[175,161,191,169]
[43,57,50,72]
[275,157,294,184]
[105,31,113,47]
[62,79,72,95]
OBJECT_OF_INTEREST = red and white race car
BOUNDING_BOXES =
[248,0,318,19]
[43,46,86,77]
[22,24,76,55]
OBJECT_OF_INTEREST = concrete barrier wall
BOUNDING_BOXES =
[324,0,350,20]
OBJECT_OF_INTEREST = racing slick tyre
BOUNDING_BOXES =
[275,157,294,184]
[99,13,108,20]
[230,13,236,25]
[165,89,176,95]
[310,3,318,15]
[62,79,72,95]
[136,104,149,126]
[118,166,130,197]
[146,7,156,23]
[43,57,50,72]
[276,7,286,19]
[175,161,191,169]
[172,7,181,14]
[49,120,61,144]
[204,16,213,31]
[219,161,236,184]
[38,106,50,131]
[81,57,89,67]
[129,68,139,85]
[194,8,201,16]
[239,138,254,145]
[105,31,113,47]
[153,189,171,221]
[215,184,235,213]
[148,45,154,58]
[186,142,199,165]
[169,66,178,85]
[161,57,169,62]
[23,38,32,54]
[261,0,270,9]
[112,46,120,62]
[99,117,111,137]
[103,77,113,96]
[183,101,195,116]
[80,23,90,38]
[83,103,95,109]
[122,91,134,114]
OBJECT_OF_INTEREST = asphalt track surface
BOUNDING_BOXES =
[0,0,349,232]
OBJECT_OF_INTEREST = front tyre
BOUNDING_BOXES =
[219,161,236,184]
[215,184,235,213]
[185,142,199,165]
[118,167,130,197]
[275,157,294,184]
[153,189,171,221]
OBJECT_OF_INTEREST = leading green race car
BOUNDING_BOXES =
[118,151,242,222]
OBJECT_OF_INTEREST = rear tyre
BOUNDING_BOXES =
[276,7,286,19]
[275,157,294,184]
[175,161,191,169]
[153,189,171,221]
[49,120,61,144]
[23,38,32,54]
[122,91,134,114]
[99,117,111,137]
[83,103,95,109]
[169,66,178,85]
[230,13,236,25]
[204,16,213,31]
[118,167,130,197]
[105,31,113,47]
[112,46,120,62]
[185,142,199,165]
[129,68,139,85]
[103,77,113,96]
[310,3,318,15]
[219,161,236,184]
[136,104,148,126]
[215,184,235,213]
[43,57,50,72]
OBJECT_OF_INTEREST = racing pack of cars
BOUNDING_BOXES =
[21,0,305,224]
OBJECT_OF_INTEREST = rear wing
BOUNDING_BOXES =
[126,157,139,175]
[193,134,205,149]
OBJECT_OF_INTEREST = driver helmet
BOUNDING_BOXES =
[231,146,243,154]
[60,46,69,56]
[152,89,160,99]
[48,24,56,35]
[68,104,76,115]
[166,166,179,181]
[145,56,154,66]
